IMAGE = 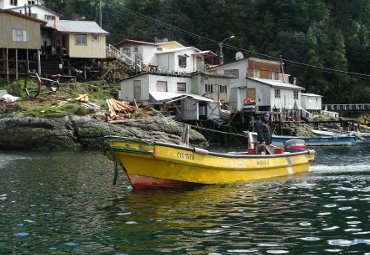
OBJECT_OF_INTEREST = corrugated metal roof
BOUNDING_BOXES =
[301,93,323,97]
[248,77,305,90]
[150,91,214,102]
[45,20,109,34]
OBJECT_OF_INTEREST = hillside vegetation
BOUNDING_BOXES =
[45,0,370,103]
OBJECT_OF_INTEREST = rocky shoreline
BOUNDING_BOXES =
[0,115,208,151]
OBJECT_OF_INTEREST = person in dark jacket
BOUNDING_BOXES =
[256,112,271,145]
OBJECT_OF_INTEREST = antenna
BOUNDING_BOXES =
[235,51,244,60]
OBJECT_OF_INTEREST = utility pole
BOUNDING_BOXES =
[280,55,285,83]
[99,0,102,27]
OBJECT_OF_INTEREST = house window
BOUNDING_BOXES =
[133,80,141,99]
[75,34,87,45]
[92,34,99,42]
[28,1,35,4]
[219,85,227,93]
[224,69,239,78]
[12,29,27,42]
[10,0,18,6]
[133,46,138,52]
[205,84,213,93]
[30,13,37,18]
[253,70,260,78]
[177,83,186,93]
[156,81,167,92]
[178,55,187,68]
[269,72,276,79]
[45,15,55,20]
[294,91,299,99]
[275,89,281,98]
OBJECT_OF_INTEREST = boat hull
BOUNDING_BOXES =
[105,137,315,190]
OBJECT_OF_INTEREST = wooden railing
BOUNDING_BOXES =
[323,103,370,112]
[105,44,142,72]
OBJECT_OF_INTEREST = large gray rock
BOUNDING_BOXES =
[0,115,208,151]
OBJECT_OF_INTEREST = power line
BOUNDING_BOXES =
[120,6,370,79]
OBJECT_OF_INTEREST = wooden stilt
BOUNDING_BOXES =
[37,50,41,75]
[26,49,29,73]
[15,49,18,80]
[6,48,9,82]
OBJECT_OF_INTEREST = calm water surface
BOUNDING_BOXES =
[0,145,369,254]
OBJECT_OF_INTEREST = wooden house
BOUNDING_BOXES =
[45,20,108,59]
[0,8,45,80]
[41,19,109,79]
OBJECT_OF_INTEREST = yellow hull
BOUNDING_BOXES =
[105,137,315,190]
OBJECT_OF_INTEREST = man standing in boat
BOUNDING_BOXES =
[256,112,272,145]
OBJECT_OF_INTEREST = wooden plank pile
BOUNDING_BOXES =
[106,98,135,122]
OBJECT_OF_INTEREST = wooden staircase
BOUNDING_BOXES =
[106,44,147,75]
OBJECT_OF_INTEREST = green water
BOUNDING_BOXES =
[0,145,369,254]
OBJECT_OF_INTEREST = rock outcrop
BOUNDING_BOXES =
[0,115,208,150]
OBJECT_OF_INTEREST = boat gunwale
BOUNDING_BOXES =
[105,136,314,159]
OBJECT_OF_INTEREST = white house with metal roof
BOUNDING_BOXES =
[113,39,216,74]
[301,93,323,114]
[7,4,59,21]
[246,77,304,111]
[0,0,44,9]
[120,70,233,120]
[45,20,109,59]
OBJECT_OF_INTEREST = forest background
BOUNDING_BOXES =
[45,0,370,103]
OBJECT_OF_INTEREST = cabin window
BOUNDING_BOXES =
[293,91,299,99]
[178,55,187,68]
[275,89,281,98]
[253,70,260,78]
[224,69,239,78]
[269,72,276,79]
[133,46,138,52]
[133,80,141,99]
[75,34,87,45]
[177,83,186,93]
[10,0,18,6]
[92,34,99,42]
[156,81,167,92]
[219,85,227,94]
[205,84,213,93]
[45,15,54,20]
[12,29,27,42]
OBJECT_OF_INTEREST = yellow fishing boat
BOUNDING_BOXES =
[104,134,315,190]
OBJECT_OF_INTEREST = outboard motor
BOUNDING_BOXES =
[284,139,307,152]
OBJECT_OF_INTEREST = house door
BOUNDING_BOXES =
[247,88,256,100]
[134,80,141,100]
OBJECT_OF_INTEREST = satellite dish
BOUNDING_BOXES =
[235,51,244,60]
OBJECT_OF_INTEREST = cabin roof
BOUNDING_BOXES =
[301,93,323,97]
[114,39,159,48]
[45,20,109,34]
[248,77,305,90]
[150,91,214,103]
